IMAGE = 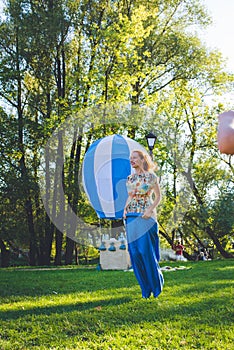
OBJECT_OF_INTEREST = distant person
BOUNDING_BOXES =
[217,110,234,155]
[198,251,206,261]
[123,150,164,299]
[172,241,185,261]
[203,249,209,260]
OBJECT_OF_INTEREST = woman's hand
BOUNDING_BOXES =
[123,195,132,219]
[142,207,153,219]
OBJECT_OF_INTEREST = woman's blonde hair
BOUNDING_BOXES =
[131,150,158,171]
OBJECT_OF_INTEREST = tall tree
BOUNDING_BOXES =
[0,0,233,265]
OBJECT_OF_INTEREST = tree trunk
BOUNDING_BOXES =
[65,237,75,265]
[54,228,63,265]
[0,240,10,268]
[44,146,54,265]
[43,93,54,265]
[44,215,54,266]
[53,130,65,265]
[53,39,66,265]
[205,225,234,258]
[26,198,37,265]
[64,133,82,264]
[182,170,234,258]
[16,26,37,265]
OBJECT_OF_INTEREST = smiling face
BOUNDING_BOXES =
[130,151,144,170]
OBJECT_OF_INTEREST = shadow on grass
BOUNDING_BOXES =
[1,260,232,299]
[1,280,232,327]
[0,262,233,350]
[0,261,233,328]
[0,289,232,341]
[0,296,132,321]
[0,268,137,298]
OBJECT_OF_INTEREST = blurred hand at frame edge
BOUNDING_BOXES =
[217,110,234,155]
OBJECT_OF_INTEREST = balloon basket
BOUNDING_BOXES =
[99,238,131,270]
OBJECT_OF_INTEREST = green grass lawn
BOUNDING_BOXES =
[0,260,233,350]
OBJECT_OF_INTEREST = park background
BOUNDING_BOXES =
[0,0,233,267]
[0,1,233,349]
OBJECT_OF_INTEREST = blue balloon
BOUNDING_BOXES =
[82,134,146,219]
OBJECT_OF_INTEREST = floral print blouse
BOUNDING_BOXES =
[125,172,158,216]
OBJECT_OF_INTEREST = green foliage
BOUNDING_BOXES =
[209,188,234,242]
[0,0,234,264]
[0,260,233,349]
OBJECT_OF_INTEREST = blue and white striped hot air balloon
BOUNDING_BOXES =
[82,134,146,219]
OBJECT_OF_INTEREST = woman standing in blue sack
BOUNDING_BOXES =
[123,150,164,299]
